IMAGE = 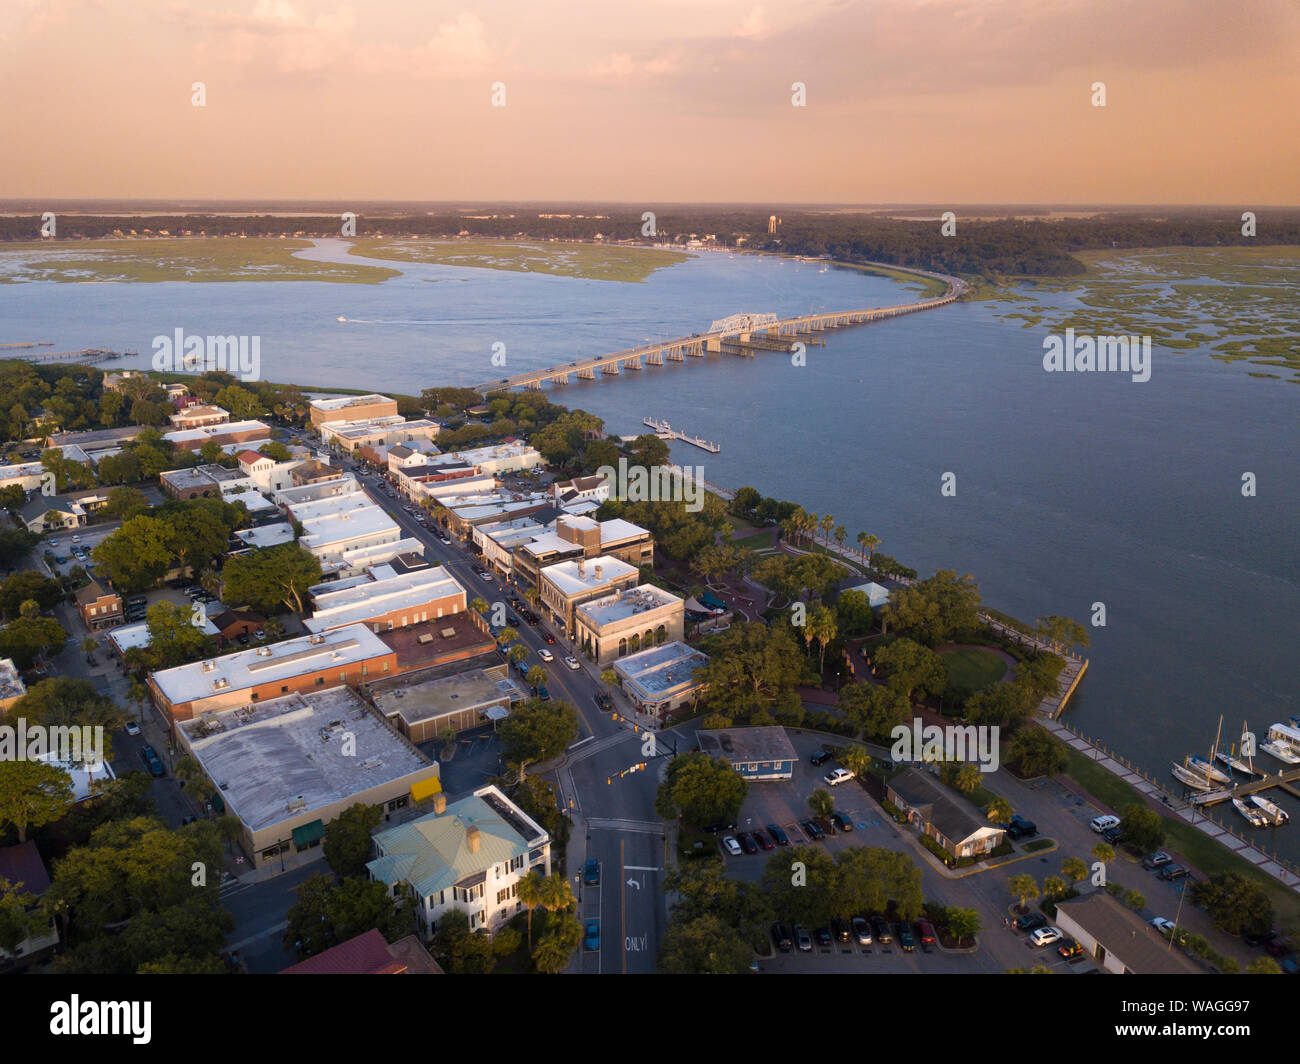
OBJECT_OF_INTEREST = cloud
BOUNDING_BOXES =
[733,5,768,41]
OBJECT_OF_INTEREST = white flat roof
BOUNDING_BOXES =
[310,394,396,412]
[614,641,710,698]
[151,623,391,706]
[340,537,425,567]
[299,506,401,551]
[578,584,682,627]
[224,489,277,511]
[845,582,891,607]
[111,611,220,652]
[522,532,583,559]
[235,522,296,548]
[599,518,649,544]
[542,555,638,598]
[180,687,432,831]
[163,419,271,445]
[304,568,467,632]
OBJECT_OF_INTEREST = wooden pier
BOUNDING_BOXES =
[1186,766,1300,808]
[11,348,133,364]
[643,417,720,453]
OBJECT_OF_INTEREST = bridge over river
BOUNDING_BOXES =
[470,262,967,394]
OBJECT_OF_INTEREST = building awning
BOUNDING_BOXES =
[485,705,509,720]
[291,819,325,846]
[210,791,226,814]
[410,776,442,801]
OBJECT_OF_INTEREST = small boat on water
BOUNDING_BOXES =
[1262,740,1300,765]
[1188,756,1231,785]
[1171,761,1217,791]
[1233,798,1271,827]
[337,316,346,322]
[1250,795,1289,825]
[1215,751,1259,776]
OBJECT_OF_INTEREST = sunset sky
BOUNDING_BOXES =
[3,0,1298,204]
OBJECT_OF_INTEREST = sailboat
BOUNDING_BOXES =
[1215,751,1259,776]
[1188,755,1232,786]
[1170,759,1217,791]
[1250,795,1289,825]
[1232,798,1270,828]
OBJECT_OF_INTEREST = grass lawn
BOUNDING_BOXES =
[730,529,773,550]
[349,238,690,283]
[939,647,1007,690]
[0,238,400,284]
[1058,743,1300,930]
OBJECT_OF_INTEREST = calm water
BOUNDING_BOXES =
[3,241,1297,850]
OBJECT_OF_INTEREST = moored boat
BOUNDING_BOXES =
[1170,761,1216,791]
[1189,755,1231,785]
[1215,751,1259,776]
[1232,798,1270,827]
[1262,740,1300,765]
[1249,794,1289,825]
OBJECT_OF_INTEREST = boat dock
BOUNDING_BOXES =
[643,417,720,453]
[10,348,133,364]
[0,341,53,350]
[1186,768,1300,808]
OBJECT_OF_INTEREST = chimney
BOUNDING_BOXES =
[595,564,603,581]
[431,793,447,815]
[578,559,586,579]
[466,825,481,853]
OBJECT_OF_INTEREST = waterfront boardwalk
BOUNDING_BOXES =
[471,262,966,394]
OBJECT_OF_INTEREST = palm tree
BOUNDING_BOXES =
[1092,842,1115,864]
[517,869,544,951]
[819,513,834,546]
[806,603,837,675]
[861,533,880,568]
[808,788,834,819]
[805,512,819,548]
[986,797,1013,823]
[469,596,489,616]
[833,525,846,553]
[1008,874,1038,914]
[600,669,618,687]
[127,677,148,724]
[523,586,540,607]
[1061,857,1089,883]
[539,873,575,916]
[507,644,528,666]
[839,746,873,779]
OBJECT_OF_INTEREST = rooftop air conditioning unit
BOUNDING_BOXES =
[213,678,229,690]
[287,796,307,813]
[201,660,216,672]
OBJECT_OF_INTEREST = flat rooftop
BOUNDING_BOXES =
[542,555,638,598]
[180,687,432,831]
[520,531,584,560]
[305,568,467,633]
[374,615,496,671]
[235,522,296,548]
[579,584,682,627]
[310,394,396,412]
[224,489,277,512]
[373,667,524,729]
[341,538,425,568]
[598,518,649,544]
[613,641,709,696]
[160,467,217,492]
[697,726,797,764]
[151,623,391,706]
[163,419,271,445]
[299,507,401,552]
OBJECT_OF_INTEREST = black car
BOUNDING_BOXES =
[799,818,825,841]
[765,823,790,846]
[830,811,853,832]
[1014,912,1047,933]
[810,750,832,766]
[814,926,833,947]
[771,922,793,953]
[1244,928,1281,947]
[702,819,737,834]
[139,745,165,778]
[1158,865,1190,881]
[1004,815,1038,840]
[832,918,852,943]
[1102,826,1124,844]
[594,692,614,712]
[871,916,893,944]
[736,832,758,855]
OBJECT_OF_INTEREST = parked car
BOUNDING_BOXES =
[1157,865,1190,881]
[794,925,813,952]
[771,923,793,952]
[814,816,837,837]
[1244,928,1281,947]
[124,720,141,736]
[583,858,600,885]
[895,923,916,951]
[584,919,600,951]
[722,836,742,856]
[563,656,581,671]
[851,916,873,946]
[830,811,853,832]
[813,926,832,947]
[799,818,824,841]
[702,820,737,833]
[1058,937,1084,959]
[737,832,758,855]
[1150,917,1177,937]
[1090,814,1121,833]
[1030,926,1063,947]
[1102,826,1123,844]
[537,686,551,701]
[823,768,855,787]
[1266,938,1293,958]
[832,918,851,943]
[810,750,832,766]
[1014,912,1047,933]
[871,916,893,944]
[139,745,165,778]
[537,648,554,662]
[1143,851,1173,870]
[752,828,775,851]
[1004,815,1038,840]
[765,823,789,846]
[915,920,937,946]
[594,692,613,712]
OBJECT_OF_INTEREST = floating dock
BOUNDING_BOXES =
[643,417,720,453]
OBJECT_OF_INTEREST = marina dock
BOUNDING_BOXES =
[643,417,720,453]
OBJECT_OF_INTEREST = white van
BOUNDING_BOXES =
[1090,814,1121,833]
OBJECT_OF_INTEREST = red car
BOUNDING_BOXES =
[752,829,775,851]
[915,920,937,946]
[543,633,556,644]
